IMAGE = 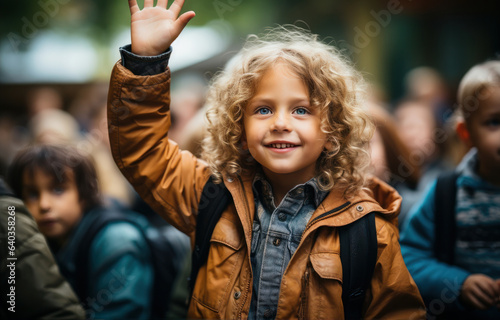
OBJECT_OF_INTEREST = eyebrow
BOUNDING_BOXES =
[249,97,311,105]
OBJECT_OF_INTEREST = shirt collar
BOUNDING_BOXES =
[252,171,329,208]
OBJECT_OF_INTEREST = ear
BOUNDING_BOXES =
[456,121,472,148]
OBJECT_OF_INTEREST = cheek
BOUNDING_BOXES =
[62,192,84,218]
[26,203,40,219]
[306,127,328,149]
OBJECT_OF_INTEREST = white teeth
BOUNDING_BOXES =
[270,143,294,149]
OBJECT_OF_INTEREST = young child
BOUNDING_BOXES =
[0,177,85,320]
[400,60,500,319]
[107,0,426,318]
[8,144,155,319]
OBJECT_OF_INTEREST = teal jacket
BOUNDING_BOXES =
[53,207,154,320]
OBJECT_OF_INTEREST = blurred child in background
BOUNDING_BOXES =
[401,60,500,319]
[8,144,154,319]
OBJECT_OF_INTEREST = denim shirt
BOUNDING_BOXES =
[249,174,328,319]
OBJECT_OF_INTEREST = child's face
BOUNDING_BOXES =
[22,167,83,244]
[243,63,328,183]
[467,87,500,183]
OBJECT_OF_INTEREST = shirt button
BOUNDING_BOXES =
[273,238,281,246]
[234,290,241,299]
[356,205,364,212]
[278,212,286,221]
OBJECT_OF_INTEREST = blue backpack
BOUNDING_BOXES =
[75,208,190,319]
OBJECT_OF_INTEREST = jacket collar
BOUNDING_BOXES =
[223,172,401,236]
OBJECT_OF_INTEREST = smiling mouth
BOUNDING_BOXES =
[266,143,298,149]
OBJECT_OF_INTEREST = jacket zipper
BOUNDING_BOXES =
[237,176,253,320]
[304,201,351,234]
[299,266,310,319]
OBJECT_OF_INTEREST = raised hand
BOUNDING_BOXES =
[128,0,195,56]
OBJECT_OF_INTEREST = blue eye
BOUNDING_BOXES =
[257,107,271,115]
[294,107,308,115]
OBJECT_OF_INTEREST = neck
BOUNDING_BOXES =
[262,169,314,206]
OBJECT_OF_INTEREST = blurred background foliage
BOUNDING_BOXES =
[1,0,500,111]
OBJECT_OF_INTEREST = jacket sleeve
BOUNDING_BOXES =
[400,181,470,309]
[86,222,154,320]
[0,196,86,320]
[364,216,427,319]
[107,61,210,235]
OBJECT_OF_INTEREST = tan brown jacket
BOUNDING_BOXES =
[107,62,426,319]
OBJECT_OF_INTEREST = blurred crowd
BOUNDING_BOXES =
[1,58,499,319]
[0,65,462,214]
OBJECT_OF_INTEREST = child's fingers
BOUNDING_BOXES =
[176,11,195,28]
[157,0,168,9]
[471,286,495,309]
[128,0,140,15]
[169,0,186,18]
[467,291,490,310]
[144,0,154,8]
[477,278,499,301]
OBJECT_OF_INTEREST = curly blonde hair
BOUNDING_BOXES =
[202,26,374,197]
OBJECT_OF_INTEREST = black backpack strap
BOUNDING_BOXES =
[189,176,231,297]
[74,209,132,301]
[340,212,377,320]
[433,171,459,264]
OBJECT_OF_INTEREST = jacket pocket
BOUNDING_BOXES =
[192,215,245,313]
[309,252,343,282]
[300,252,344,319]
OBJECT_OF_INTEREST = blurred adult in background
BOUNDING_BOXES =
[68,83,109,134]
[367,102,421,228]
[28,97,134,208]
[30,108,80,144]
[27,87,64,118]
[395,99,452,195]
[404,66,453,127]
[168,73,207,143]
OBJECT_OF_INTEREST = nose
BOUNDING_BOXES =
[271,111,292,132]
[38,192,51,213]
